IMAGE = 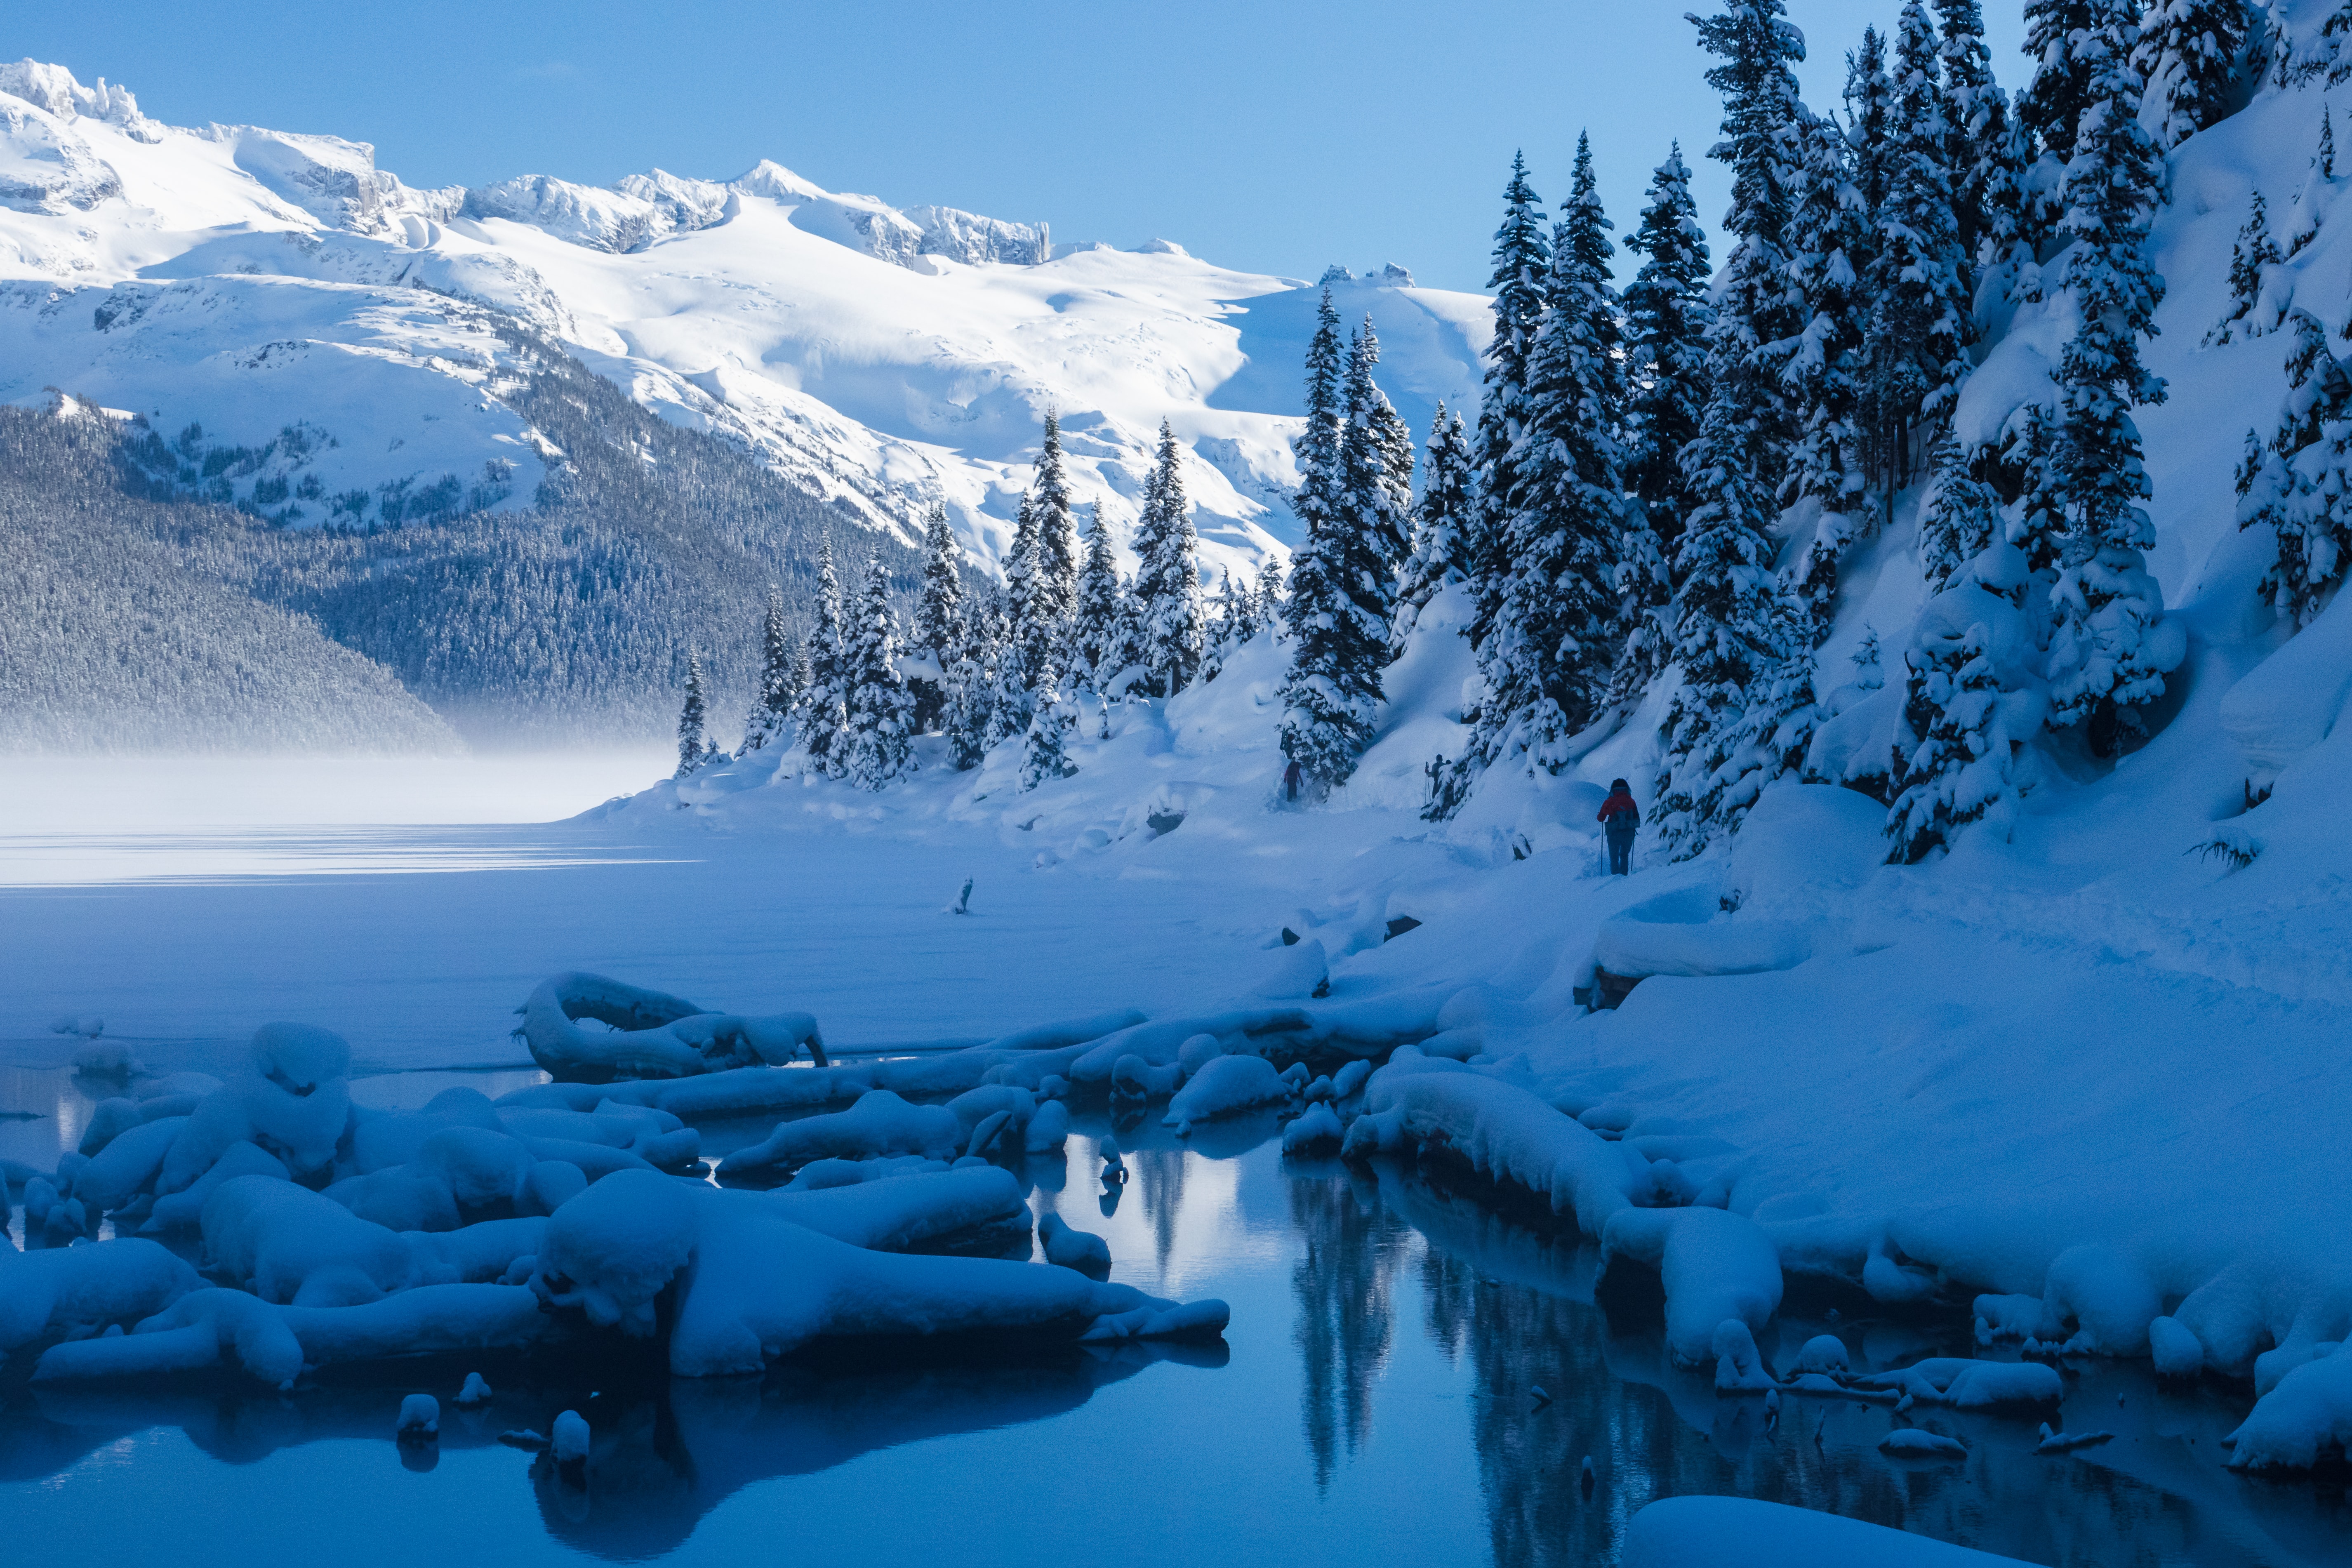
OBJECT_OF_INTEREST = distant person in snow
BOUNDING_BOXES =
[1598,779,1640,876]
[1283,758,1302,803]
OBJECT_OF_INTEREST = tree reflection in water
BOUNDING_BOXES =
[1287,1167,1409,1489]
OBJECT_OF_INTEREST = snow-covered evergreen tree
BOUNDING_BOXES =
[1621,143,1714,564]
[1931,0,1998,279]
[840,554,915,789]
[2004,403,2071,573]
[1279,322,1404,791]
[2206,190,2284,346]
[1294,289,1347,569]
[1000,490,1040,700]
[2132,0,2249,150]
[1069,501,1127,692]
[2047,0,2178,743]
[1862,0,1973,487]
[1473,134,1627,775]
[741,584,800,752]
[2237,308,2352,626]
[909,502,962,732]
[1468,154,1554,655]
[676,650,711,777]
[1781,108,1873,640]
[1396,403,1474,645]
[2020,1,2101,160]
[945,582,1002,770]
[2287,106,2338,257]
[1338,318,1414,597]
[1846,25,1898,221]
[798,539,851,777]
[1658,0,1810,852]
[1019,664,1073,790]
[1132,419,1206,697]
[1919,431,2002,589]
[1024,412,1080,678]
[1886,610,2016,862]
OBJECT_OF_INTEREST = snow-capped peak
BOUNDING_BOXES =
[0,58,160,142]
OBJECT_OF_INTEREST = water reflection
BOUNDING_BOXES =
[4,1081,2350,1568]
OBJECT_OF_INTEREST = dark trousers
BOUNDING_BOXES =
[1607,832,1634,875]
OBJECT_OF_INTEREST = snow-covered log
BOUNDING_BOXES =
[528,1170,1225,1376]
[0,1237,200,1356]
[517,971,826,1083]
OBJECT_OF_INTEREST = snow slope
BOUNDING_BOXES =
[0,60,1488,578]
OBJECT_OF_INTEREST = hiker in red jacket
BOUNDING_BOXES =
[1597,778,1640,876]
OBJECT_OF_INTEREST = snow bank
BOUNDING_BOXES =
[1597,1207,1784,1368]
[2227,1342,2352,1471]
[2218,582,2352,784]
[517,971,826,1083]
[529,1170,1224,1375]
[1593,901,1814,982]
[1621,1497,2033,1567]
[1342,1069,1648,1236]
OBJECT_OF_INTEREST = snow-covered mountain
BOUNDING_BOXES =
[0,58,1490,579]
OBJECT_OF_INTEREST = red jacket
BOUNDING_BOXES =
[1597,789,1640,829]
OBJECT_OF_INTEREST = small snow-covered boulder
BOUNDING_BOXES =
[159,1025,355,1192]
[1037,1213,1112,1279]
[78,1097,145,1157]
[1176,1034,1224,1075]
[75,1115,187,1213]
[2150,1314,2204,1380]
[1622,1496,2025,1566]
[457,1372,493,1406]
[552,1409,591,1464]
[1024,1100,1070,1153]
[519,972,825,1083]
[1713,1319,1774,1392]
[1164,1054,1289,1133]
[1111,1055,1183,1102]
[1330,1060,1372,1099]
[2041,1244,2161,1356]
[396,1394,439,1440]
[1880,1428,1968,1459]
[1281,1102,1344,1155]
[1793,1334,1850,1375]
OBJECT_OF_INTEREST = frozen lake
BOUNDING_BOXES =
[2,757,2347,1568]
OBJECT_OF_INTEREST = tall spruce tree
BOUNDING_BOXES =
[1782,108,1874,640]
[1295,290,1347,563]
[1468,154,1554,655]
[1862,0,1974,489]
[1000,490,1040,700]
[2132,0,2250,150]
[2020,1,2101,160]
[910,503,962,732]
[741,584,800,751]
[1069,501,1127,691]
[1019,663,1073,790]
[2047,0,2175,744]
[1474,134,1627,774]
[1025,412,1080,675]
[1660,0,1811,854]
[841,553,915,788]
[1132,419,1206,697]
[1622,143,1714,561]
[798,539,851,777]
[2004,403,2070,572]
[1931,0,1999,277]
[1847,26,1898,221]
[1279,323,1404,790]
[676,650,711,777]
[1396,403,1475,645]
[1886,604,2016,862]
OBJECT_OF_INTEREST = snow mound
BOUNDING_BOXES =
[1164,1055,1290,1133]
[1344,1069,1647,1236]
[1597,1207,1784,1368]
[1622,1496,2031,1567]
[2227,1342,2352,1471]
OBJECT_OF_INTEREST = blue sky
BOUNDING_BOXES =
[14,1,2025,293]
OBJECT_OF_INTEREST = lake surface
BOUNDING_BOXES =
[4,1067,2346,1568]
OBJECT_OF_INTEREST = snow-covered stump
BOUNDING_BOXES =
[526,1170,1225,1376]
[517,972,826,1083]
